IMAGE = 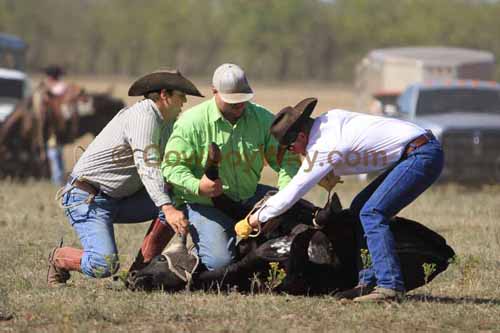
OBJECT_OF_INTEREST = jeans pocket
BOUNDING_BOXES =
[425,146,444,174]
[64,190,91,224]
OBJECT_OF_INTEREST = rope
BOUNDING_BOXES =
[245,194,274,238]
[73,145,86,164]
[54,175,94,209]
[312,188,332,229]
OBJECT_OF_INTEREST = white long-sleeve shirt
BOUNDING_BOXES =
[257,109,426,222]
[72,99,173,207]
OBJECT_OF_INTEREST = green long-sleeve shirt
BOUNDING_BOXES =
[161,98,300,206]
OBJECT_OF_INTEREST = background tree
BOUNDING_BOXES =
[1,0,500,81]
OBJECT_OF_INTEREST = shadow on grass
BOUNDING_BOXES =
[407,294,500,305]
[0,307,13,321]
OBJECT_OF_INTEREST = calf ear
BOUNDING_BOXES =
[314,193,343,227]
[330,193,342,213]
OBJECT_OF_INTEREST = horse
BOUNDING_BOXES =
[0,101,47,179]
[0,89,125,180]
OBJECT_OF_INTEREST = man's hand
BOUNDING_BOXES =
[198,174,223,197]
[234,214,261,239]
[247,213,260,228]
[161,204,189,235]
[318,172,343,192]
[235,218,254,239]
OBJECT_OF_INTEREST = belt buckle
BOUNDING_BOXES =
[408,138,420,149]
[424,130,434,141]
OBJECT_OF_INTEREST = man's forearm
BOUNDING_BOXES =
[136,157,173,207]
[163,165,201,196]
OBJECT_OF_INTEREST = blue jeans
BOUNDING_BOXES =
[350,138,444,291]
[62,180,165,278]
[186,184,274,271]
[47,145,65,186]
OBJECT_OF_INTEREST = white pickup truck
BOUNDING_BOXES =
[0,33,31,124]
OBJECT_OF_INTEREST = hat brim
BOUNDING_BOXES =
[219,92,254,104]
[128,70,204,97]
[271,97,317,146]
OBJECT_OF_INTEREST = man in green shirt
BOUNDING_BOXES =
[161,63,299,270]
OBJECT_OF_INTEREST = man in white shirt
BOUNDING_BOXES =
[239,98,444,302]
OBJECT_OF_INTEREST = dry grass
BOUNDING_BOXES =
[1,79,499,331]
[62,75,356,113]
[0,178,499,332]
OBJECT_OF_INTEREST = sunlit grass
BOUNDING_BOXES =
[2,81,499,331]
[0,177,499,331]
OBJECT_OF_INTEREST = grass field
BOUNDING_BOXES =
[1,79,499,331]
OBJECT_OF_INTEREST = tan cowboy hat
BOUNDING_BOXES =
[271,97,317,166]
[128,69,204,97]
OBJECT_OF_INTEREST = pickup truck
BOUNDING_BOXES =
[389,80,500,184]
[0,33,30,123]
[355,47,495,114]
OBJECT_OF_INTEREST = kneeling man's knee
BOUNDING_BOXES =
[81,252,120,278]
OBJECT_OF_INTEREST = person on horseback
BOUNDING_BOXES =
[242,98,444,302]
[41,65,71,185]
[47,70,204,287]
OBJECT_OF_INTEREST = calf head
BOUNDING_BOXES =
[127,236,199,292]
[127,254,186,292]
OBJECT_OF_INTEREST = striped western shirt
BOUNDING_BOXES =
[72,99,173,207]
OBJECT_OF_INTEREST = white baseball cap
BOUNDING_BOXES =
[212,63,254,104]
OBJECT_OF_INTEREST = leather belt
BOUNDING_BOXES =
[72,179,99,196]
[403,131,435,158]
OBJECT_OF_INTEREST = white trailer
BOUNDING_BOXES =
[355,47,495,113]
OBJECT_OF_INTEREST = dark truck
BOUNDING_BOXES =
[390,80,500,184]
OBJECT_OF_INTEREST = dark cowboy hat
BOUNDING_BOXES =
[128,69,204,97]
[271,98,317,166]
[271,97,318,146]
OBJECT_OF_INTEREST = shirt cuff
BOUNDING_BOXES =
[153,194,172,208]
[257,205,278,223]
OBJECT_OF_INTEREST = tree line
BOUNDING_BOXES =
[2,0,500,81]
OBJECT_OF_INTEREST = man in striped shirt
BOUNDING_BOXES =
[48,70,203,287]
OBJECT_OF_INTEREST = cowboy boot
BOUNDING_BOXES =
[333,284,375,300]
[353,287,405,303]
[128,218,175,272]
[142,219,176,263]
[47,247,82,288]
